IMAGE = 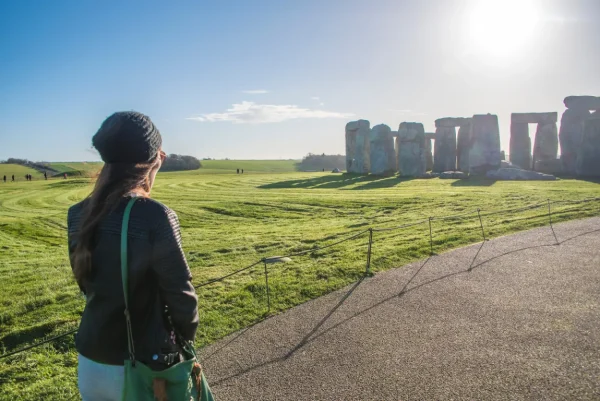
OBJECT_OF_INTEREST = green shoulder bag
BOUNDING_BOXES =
[120,197,215,401]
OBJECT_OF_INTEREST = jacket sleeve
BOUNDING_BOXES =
[67,206,86,294]
[151,208,199,342]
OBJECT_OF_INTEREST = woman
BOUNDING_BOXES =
[68,111,199,400]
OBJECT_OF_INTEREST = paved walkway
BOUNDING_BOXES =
[199,218,600,400]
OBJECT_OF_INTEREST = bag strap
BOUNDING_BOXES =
[121,197,139,364]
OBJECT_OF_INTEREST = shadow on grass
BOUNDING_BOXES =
[450,178,497,187]
[208,223,600,387]
[258,173,418,190]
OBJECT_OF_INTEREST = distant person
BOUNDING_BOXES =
[68,111,205,400]
[44,171,47,180]
[3,175,6,183]
[236,168,239,174]
[64,173,67,179]
[12,175,14,182]
[241,169,244,174]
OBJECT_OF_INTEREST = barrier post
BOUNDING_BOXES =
[428,217,434,255]
[548,199,559,245]
[263,260,271,314]
[477,208,486,241]
[365,228,373,275]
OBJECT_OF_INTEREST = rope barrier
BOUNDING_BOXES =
[371,219,428,232]
[280,229,370,258]
[0,328,78,360]
[194,260,263,289]
[2,197,598,360]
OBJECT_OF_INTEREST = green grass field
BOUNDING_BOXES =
[0,164,44,180]
[1,166,599,400]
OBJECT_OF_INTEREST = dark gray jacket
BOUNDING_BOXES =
[68,197,199,366]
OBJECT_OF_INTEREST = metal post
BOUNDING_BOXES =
[263,260,271,313]
[428,217,434,255]
[365,228,373,275]
[477,208,486,241]
[548,199,559,245]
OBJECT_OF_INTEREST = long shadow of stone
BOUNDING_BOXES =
[257,173,372,190]
[346,175,417,190]
[450,178,497,187]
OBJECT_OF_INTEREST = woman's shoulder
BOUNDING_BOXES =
[131,198,179,231]
[133,197,175,217]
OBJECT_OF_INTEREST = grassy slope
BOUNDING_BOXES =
[199,159,299,172]
[0,164,44,179]
[47,162,104,177]
[0,171,599,400]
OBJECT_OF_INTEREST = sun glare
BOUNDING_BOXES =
[468,0,540,58]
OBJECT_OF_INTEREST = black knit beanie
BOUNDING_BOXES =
[92,111,162,163]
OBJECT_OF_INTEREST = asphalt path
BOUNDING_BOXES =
[199,217,600,400]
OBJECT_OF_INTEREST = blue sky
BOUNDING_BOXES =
[1,0,599,161]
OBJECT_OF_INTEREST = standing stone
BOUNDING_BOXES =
[559,108,590,174]
[576,113,600,177]
[397,122,426,176]
[345,120,370,173]
[509,123,531,169]
[433,126,457,172]
[370,124,396,175]
[424,133,434,171]
[532,121,558,168]
[469,114,501,175]
[456,120,472,173]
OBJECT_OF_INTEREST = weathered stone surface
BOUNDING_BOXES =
[564,96,600,110]
[532,122,558,167]
[435,117,471,128]
[345,120,370,173]
[370,124,396,175]
[500,150,506,160]
[534,159,563,175]
[576,114,600,177]
[419,172,438,179]
[439,171,468,179]
[425,138,433,171]
[511,112,558,124]
[433,127,457,172]
[469,114,502,175]
[424,132,435,140]
[486,168,556,181]
[509,122,531,169]
[456,121,472,173]
[559,108,590,174]
[397,122,426,176]
[500,160,514,168]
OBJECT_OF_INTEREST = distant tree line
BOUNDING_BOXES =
[160,154,202,171]
[0,158,58,172]
[296,153,346,172]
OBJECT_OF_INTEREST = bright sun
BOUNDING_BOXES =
[468,0,540,58]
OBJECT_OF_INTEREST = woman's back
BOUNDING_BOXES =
[68,195,198,366]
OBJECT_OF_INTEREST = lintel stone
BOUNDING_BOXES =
[435,117,471,128]
[511,112,557,124]
[564,96,600,110]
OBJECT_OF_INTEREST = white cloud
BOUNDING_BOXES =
[310,96,320,101]
[242,89,269,94]
[187,101,353,124]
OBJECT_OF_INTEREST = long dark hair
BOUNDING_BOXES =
[71,159,159,288]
